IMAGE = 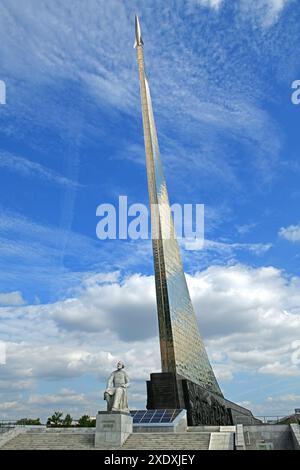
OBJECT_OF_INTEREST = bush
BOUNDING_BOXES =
[46,412,96,428]
[16,418,41,426]
[77,415,96,428]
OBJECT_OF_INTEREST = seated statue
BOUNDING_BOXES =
[104,361,129,413]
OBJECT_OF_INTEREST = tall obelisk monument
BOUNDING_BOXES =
[134,16,222,397]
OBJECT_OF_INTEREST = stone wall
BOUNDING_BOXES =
[290,424,300,450]
[243,425,294,450]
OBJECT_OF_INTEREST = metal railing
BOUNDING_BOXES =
[0,420,19,434]
[255,415,288,424]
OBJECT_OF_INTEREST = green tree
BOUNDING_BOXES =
[47,411,63,427]
[62,414,73,427]
[77,415,96,427]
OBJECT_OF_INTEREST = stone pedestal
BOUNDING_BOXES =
[94,411,133,448]
[147,372,257,426]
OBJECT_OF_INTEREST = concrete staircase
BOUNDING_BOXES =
[1,432,210,450]
[1,431,95,450]
[3,424,299,450]
[1,430,211,450]
[123,432,211,450]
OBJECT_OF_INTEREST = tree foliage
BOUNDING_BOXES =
[63,414,73,427]
[46,411,96,427]
[16,418,41,426]
[46,411,64,427]
[77,415,96,427]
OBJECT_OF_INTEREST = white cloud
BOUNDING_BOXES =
[259,362,299,376]
[262,0,287,26]
[191,0,223,9]
[0,291,25,306]
[236,223,257,235]
[204,239,272,256]
[0,210,154,302]
[28,389,86,406]
[0,151,81,188]
[50,273,157,341]
[1,264,300,417]
[267,393,300,403]
[188,265,300,340]
[242,392,300,417]
[212,364,234,381]
[0,401,20,411]
[0,341,6,365]
[1,336,159,385]
[0,379,34,393]
[279,223,300,242]
[0,0,287,187]
[193,0,289,20]
[2,264,300,380]
[240,0,290,28]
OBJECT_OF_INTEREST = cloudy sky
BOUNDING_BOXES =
[0,0,300,421]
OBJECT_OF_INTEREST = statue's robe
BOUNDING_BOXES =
[104,369,129,412]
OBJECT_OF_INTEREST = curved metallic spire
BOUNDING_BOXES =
[134,15,223,397]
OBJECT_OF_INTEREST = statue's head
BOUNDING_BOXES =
[117,361,124,370]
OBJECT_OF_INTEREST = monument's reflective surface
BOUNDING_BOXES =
[135,16,222,396]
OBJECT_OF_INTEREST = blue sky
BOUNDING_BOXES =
[0,0,300,421]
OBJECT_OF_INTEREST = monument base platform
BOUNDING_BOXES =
[95,411,133,448]
[147,373,259,426]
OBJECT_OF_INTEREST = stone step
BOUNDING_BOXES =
[1,432,95,450]
[2,431,211,450]
[123,432,210,450]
